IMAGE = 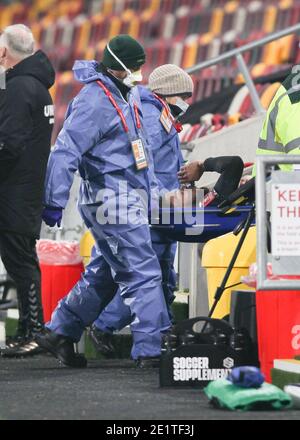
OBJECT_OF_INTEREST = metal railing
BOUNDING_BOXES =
[256,155,300,291]
[187,23,300,114]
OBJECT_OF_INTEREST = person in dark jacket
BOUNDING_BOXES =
[0,24,55,357]
[178,156,244,205]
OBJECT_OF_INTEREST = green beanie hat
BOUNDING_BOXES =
[102,34,146,71]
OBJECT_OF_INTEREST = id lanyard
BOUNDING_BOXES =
[96,80,148,171]
[96,80,141,132]
[153,93,183,133]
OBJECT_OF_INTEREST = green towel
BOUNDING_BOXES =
[205,379,292,411]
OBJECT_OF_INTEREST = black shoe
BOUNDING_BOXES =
[135,357,160,369]
[1,339,44,358]
[88,325,116,358]
[35,330,87,368]
[5,335,26,349]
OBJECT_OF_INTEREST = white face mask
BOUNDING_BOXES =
[106,43,143,88]
[123,69,143,87]
[175,97,190,115]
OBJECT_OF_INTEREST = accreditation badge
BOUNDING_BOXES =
[131,139,148,171]
[160,108,173,133]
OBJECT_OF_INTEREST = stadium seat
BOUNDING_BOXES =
[182,36,199,69]
[260,82,281,109]
[263,5,277,34]
[7,0,297,141]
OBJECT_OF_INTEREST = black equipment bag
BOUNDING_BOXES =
[160,317,255,388]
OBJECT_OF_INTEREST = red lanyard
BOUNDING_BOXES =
[133,102,141,129]
[153,93,183,133]
[96,80,141,133]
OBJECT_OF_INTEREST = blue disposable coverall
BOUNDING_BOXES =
[44,61,171,359]
[94,86,184,333]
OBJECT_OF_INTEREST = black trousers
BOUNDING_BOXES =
[0,231,44,337]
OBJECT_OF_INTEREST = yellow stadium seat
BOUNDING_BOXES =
[59,71,74,85]
[122,10,138,38]
[77,19,92,55]
[38,0,55,10]
[41,16,55,28]
[224,1,239,14]
[129,17,140,39]
[122,9,135,20]
[262,41,281,65]
[279,0,293,9]
[262,34,293,66]
[49,85,56,102]
[85,46,96,61]
[49,76,58,101]
[70,0,83,15]
[102,0,113,15]
[251,63,268,77]
[182,38,198,69]
[149,0,160,13]
[96,39,107,53]
[141,10,155,22]
[0,6,14,29]
[209,8,224,36]
[31,23,42,43]
[199,32,214,45]
[279,35,295,63]
[263,5,277,33]
[109,16,122,40]
[57,1,70,17]
[28,0,55,21]
[228,113,241,125]
[260,82,281,109]
[235,73,245,84]
[11,3,24,15]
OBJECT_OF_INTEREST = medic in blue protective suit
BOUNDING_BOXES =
[92,85,184,336]
[89,64,195,358]
[37,36,172,368]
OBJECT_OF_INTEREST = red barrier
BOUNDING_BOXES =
[41,263,84,323]
[256,289,300,382]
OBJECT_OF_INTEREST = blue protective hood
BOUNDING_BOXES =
[138,86,163,111]
[73,60,102,84]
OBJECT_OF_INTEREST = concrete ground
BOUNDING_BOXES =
[0,356,299,420]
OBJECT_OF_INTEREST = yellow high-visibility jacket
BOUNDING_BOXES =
[254,70,300,174]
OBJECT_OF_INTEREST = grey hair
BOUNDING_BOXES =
[0,24,35,60]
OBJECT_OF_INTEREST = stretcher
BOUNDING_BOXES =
[151,205,254,243]
[151,178,256,244]
[151,178,256,319]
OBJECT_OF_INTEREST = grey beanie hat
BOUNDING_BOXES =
[148,64,194,97]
